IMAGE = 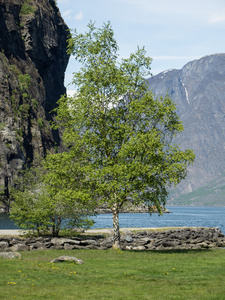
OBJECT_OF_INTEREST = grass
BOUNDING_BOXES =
[0,249,225,299]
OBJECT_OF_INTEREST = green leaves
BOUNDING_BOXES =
[10,161,95,237]
[48,22,195,244]
[54,21,195,211]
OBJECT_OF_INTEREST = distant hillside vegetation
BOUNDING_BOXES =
[169,174,225,206]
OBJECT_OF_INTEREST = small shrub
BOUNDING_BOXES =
[6,142,11,149]
[18,74,31,91]
[0,122,5,130]
[31,98,38,110]
[37,118,44,129]
[19,103,30,118]
[9,64,20,76]
[20,0,36,15]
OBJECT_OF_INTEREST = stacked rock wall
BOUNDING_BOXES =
[0,228,225,251]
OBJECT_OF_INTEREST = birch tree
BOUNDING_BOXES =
[52,22,195,248]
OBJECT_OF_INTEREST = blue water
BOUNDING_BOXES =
[91,206,225,234]
[1,206,225,234]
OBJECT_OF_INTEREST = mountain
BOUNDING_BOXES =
[148,54,225,206]
[0,0,69,211]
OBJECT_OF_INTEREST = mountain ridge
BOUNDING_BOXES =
[148,53,225,205]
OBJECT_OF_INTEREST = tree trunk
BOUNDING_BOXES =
[112,203,120,249]
[52,217,56,237]
[55,216,61,237]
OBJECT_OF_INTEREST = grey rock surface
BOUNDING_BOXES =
[0,0,69,211]
[50,256,84,264]
[148,54,225,203]
[0,251,21,259]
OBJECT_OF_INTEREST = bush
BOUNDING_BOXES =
[20,0,36,15]
[10,164,95,237]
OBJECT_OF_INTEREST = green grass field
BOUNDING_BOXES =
[1,249,225,299]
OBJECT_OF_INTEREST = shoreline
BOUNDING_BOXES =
[0,226,209,236]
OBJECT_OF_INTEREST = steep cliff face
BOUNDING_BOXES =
[0,0,69,210]
[148,54,225,201]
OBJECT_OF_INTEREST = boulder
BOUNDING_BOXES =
[131,246,146,251]
[0,252,21,259]
[0,241,8,250]
[123,235,133,243]
[50,256,84,264]
[11,243,29,252]
[30,242,47,250]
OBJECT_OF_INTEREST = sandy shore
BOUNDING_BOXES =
[0,230,24,236]
[0,227,182,236]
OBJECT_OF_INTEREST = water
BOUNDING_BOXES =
[91,206,225,234]
[0,213,19,229]
[1,206,225,233]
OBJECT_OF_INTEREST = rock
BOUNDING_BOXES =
[162,241,180,248]
[123,235,133,243]
[30,242,46,250]
[148,54,225,203]
[0,227,224,251]
[80,239,98,246]
[0,252,21,259]
[51,238,65,246]
[64,244,75,250]
[50,256,84,264]
[0,0,69,210]
[125,246,133,250]
[100,237,113,249]
[66,239,81,245]
[0,241,8,250]
[122,230,133,235]
[132,246,146,251]
[10,243,29,252]
[139,237,151,244]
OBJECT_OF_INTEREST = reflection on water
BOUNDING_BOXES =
[1,206,225,234]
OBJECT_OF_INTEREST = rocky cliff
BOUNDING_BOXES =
[0,0,69,210]
[148,54,225,204]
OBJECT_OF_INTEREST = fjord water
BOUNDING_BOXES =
[1,206,225,234]
[92,206,225,234]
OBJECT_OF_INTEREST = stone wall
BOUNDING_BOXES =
[0,227,225,251]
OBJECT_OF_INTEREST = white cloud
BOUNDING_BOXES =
[75,11,83,21]
[62,10,83,21]
[209,11,225,24]
[62,9,73,19]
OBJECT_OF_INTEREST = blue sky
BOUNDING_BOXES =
[57,0,225,90]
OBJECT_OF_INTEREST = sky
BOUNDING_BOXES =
[57,0,225,90]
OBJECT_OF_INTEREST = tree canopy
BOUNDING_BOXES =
[49,21,194,247]
[10,162,94,237]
